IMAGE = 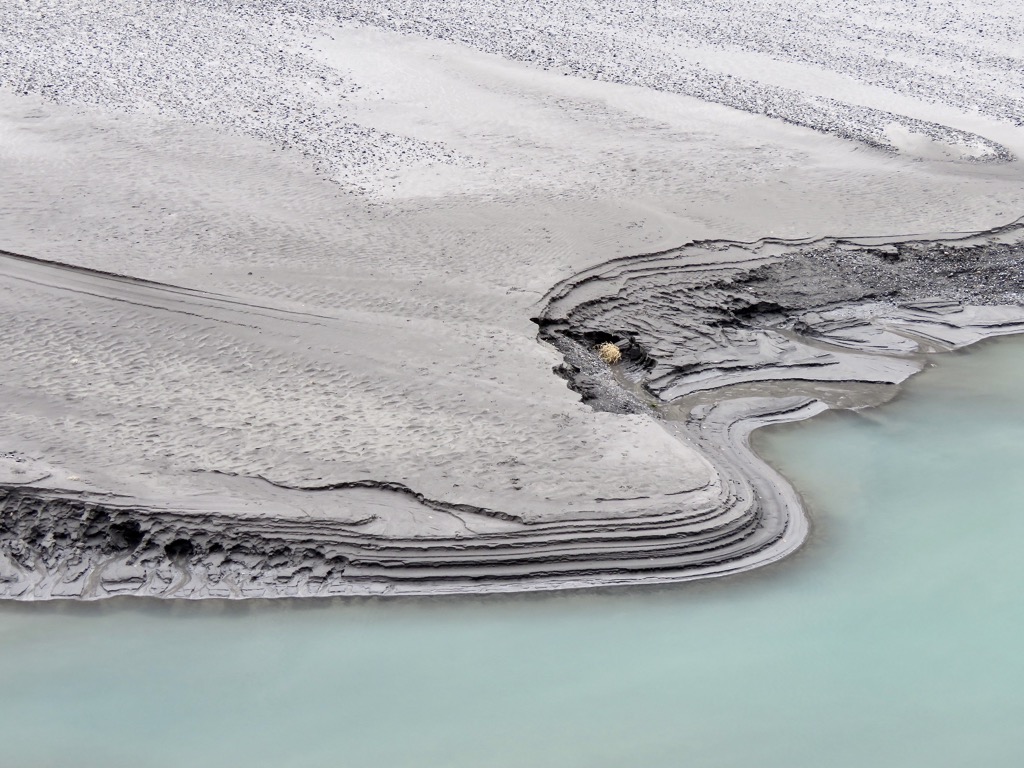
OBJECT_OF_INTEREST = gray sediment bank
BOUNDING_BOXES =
[2,0,1022,600]
[538,219,1024,412]
[3,219,1022,599]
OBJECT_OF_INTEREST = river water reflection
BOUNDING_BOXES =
[2,336,1023,767]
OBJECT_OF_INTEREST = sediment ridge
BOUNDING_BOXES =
[2,219,1023,599]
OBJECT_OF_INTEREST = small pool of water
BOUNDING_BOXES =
[2,336,1023,768]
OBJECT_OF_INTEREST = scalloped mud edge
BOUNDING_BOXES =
[2,217,1023,600]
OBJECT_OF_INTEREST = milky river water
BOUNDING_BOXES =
[2,336,1023,767]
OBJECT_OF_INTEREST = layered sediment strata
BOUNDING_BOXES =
[2,220,1022,599]
[0,408,806,598]
[538,219,1024,411]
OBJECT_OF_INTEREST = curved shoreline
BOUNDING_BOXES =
[2,219,1023,600]
[0,397,824,599]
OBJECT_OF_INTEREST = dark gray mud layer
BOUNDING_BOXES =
[538,219,1024,414]
[3,220,1024,600]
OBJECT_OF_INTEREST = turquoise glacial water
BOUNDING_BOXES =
[2,336,1024,767]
